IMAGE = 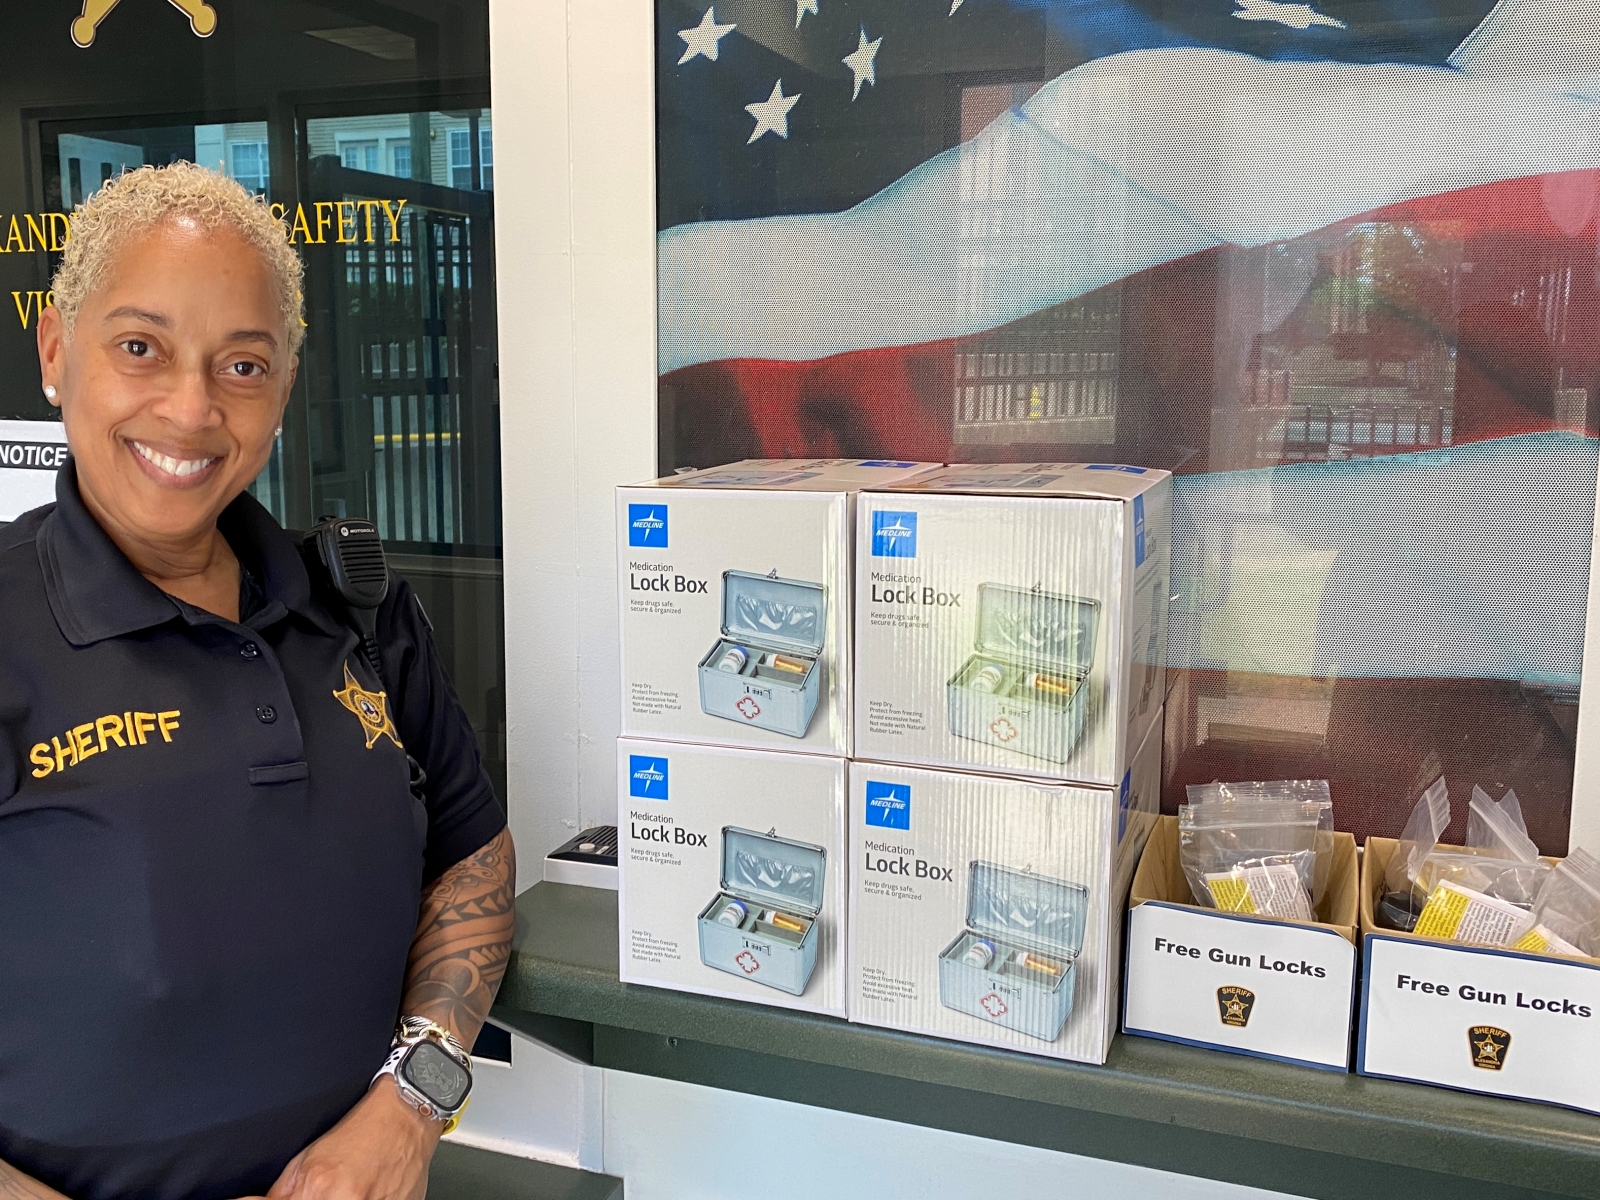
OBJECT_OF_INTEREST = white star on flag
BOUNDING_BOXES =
[677,6,736,64]
[795,0,818,28]
[843,27,881,101]
[1232,0,1347,28]
[746,79,800,143]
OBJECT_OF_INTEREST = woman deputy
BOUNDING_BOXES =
[0,163,513,1200]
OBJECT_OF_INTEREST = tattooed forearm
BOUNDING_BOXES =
[0,1158,67,1200]
[402,828,516,1044]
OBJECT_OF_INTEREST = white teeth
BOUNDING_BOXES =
[132,441,217,479]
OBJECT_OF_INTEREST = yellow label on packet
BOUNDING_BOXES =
[1512,926,1549,953]
[1206,875,1256,913]
[1414,881,1529,946]
[1510,922,1584,958]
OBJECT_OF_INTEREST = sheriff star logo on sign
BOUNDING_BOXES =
[1469,1025,1511,1071]
[72,0,218,48]
[334,662,404,750]
[1216,985,1256,1028]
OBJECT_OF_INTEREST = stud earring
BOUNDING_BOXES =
[42,385,56,400]
[274,426,283,437]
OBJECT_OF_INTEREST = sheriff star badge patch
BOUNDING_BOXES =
[334,662,404,749]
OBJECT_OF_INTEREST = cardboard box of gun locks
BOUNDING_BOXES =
[617,738,848,1015]
[854,463,1170,787]
[846,713,1161,1063]
[1357,838,1600,1114]
[618,460,938,756]
[1122,816,1360,1070]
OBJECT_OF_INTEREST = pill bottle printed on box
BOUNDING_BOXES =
[699,569,826,738]
[947,583,1100,765]
[698,826,827,996]
[938,861,1089,1041]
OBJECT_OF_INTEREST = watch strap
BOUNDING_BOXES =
[372,1017,474,1125]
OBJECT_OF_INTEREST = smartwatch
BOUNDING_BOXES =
[373,1017,474,1131]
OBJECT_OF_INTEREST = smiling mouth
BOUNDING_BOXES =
[129,440,220,480]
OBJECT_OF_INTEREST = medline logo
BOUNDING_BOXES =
[865,781,911,829]
[629,755,669,799]
[871,511,918,558]
[1133,494,1147,568]
[628,505,668,548]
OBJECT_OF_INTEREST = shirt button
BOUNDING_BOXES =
[256,705,278,724]
[241,642,260,659]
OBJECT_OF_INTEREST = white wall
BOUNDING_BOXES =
[603,1071,1293,1200]
[492,0,656,882]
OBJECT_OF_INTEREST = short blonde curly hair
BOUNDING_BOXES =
[52,161,305,355]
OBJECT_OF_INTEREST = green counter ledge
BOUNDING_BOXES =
[493,882,1600,1200]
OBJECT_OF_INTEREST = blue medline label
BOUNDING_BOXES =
[1133,494,1146,567]
[628,504,668,548]
[1087,464,1148,474]
[629,755,669,799]
[1118,769,1132,839]
[871,510,918,558]
[859,460,918,468]
[865,781,911,829]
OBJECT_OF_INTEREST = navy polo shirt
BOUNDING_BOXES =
[0,466,506,1200]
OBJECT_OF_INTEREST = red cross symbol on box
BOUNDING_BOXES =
[737,696,762,720]
[989,717,1019,743]
[736,950,761,974]
[980,992,1009,1018]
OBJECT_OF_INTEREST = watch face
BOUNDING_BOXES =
[401,1041,471,1111]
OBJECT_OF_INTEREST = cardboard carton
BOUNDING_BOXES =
[619,459,938,755]
[617,738,848,1016]
[1123,816,1359,1069]
[846,713,1161,1064]
[1358,837,1600,1114]
[854,463,1170,787]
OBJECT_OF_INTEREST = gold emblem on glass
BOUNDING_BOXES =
[72,0,218,49]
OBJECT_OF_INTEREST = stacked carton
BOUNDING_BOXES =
[846,464,1171,1064]
[613,459,1173,1063]
[614,460,937,1018]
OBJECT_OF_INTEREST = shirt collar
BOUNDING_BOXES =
[37,461,343,646]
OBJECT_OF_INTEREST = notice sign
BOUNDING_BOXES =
[1123,902,1357,1069]
[0,420,67,521]
[1359,935,1600,1115]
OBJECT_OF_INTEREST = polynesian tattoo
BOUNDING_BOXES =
[402,827,516,1044]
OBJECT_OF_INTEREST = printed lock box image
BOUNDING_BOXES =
[698,569,825,738]
[938,861,1088,1042]
[698,826,826,995]
[947,582,1099,765]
